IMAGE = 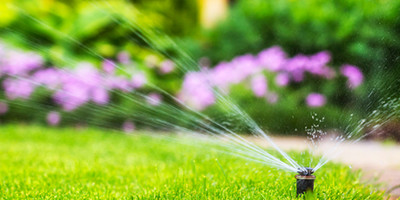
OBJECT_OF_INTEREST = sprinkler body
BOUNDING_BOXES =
[295,167,315,196]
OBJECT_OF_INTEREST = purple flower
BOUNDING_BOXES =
[117,51,131,64]
[340,65,363,88]
[59,62,111,107]
[306,51,334,78]
[180,72,215,110]
[258,46,287,71]
[32,68,61,89]
[53,83,89,111]
[1,50,43,76]
[3,78,35,100]
[106,76,133,92]
[160,60,175,74]
[306,93,326,107]
[102,59,116,74]
[231,54,261,78]
[74,62,102,87]
[275,73,290,86]
[131,73,147,88]
[311,51,331,65]
[122,120,135,133]
[286,55,308,82]
[0,102,8,115]
[210,62,232,89]
[251,74,267,97]
[46,111,61,126]
[209,54,262,92]
[91,87,109,105]
[52,67,94,111]
[146,93,162,106]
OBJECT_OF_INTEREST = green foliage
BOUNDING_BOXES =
[179,0,400,132]
[1,0,398,135]
[195,0,400,108]
[0,125,385,199]
[201,0,400,66]
[223,85,348,134]
[0,0,198,67]
[127,0,198,36]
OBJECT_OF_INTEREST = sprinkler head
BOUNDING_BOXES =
[295,167,316,196]
[297,167,314,176]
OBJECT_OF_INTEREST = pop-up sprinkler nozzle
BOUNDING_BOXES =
[295,167,315,196]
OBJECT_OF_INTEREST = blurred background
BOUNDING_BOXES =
[1,0,400,140]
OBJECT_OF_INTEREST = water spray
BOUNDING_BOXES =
[295,167,315,196]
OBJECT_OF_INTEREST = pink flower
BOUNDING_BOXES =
[131,73,147,88]
[286,55,307,82]
[3,78,35,100]
[146,93,162,106]
[46,111,61,126]
[0,102,8,115]
[340,65,363,89]
[53,80,90,111]
[117,51,131,64]
[91,87,109,105]
[305,51,336,79]
[160,60,175,74]
[75,62,101,88]
[275,73,290,86]
[251,74,267,97]
[258,46,287,71]
[32,68,61,89]
[231,54,260,78]
[180,72,215,110]
[306,93,326,107]
[1,50,43,76]
[210,62,232,89]
[107,76,133,92]
[311,51,331,65]
[122,120,135,133]
[102,59,115,74]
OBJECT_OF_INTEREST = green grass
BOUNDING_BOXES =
[0,124,384,199]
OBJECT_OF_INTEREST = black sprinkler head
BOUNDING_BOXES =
[297,167,314,176]
[295,167,316,196]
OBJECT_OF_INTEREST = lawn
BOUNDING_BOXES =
[0,124,384,199]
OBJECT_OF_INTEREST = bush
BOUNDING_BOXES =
[0,0,199,131]
[2,0,398,135]
[193,0,400,113]
[0,0,198,67]
[178,46,363,134]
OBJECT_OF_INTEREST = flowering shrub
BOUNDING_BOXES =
[306,93,327,108]
[0,42,364,134]
[179,46,363,110]
[0,42,173,131]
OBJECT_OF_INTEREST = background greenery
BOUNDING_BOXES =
[189,0,400,112]
[0,1,396,198]
[1,0,399,135]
